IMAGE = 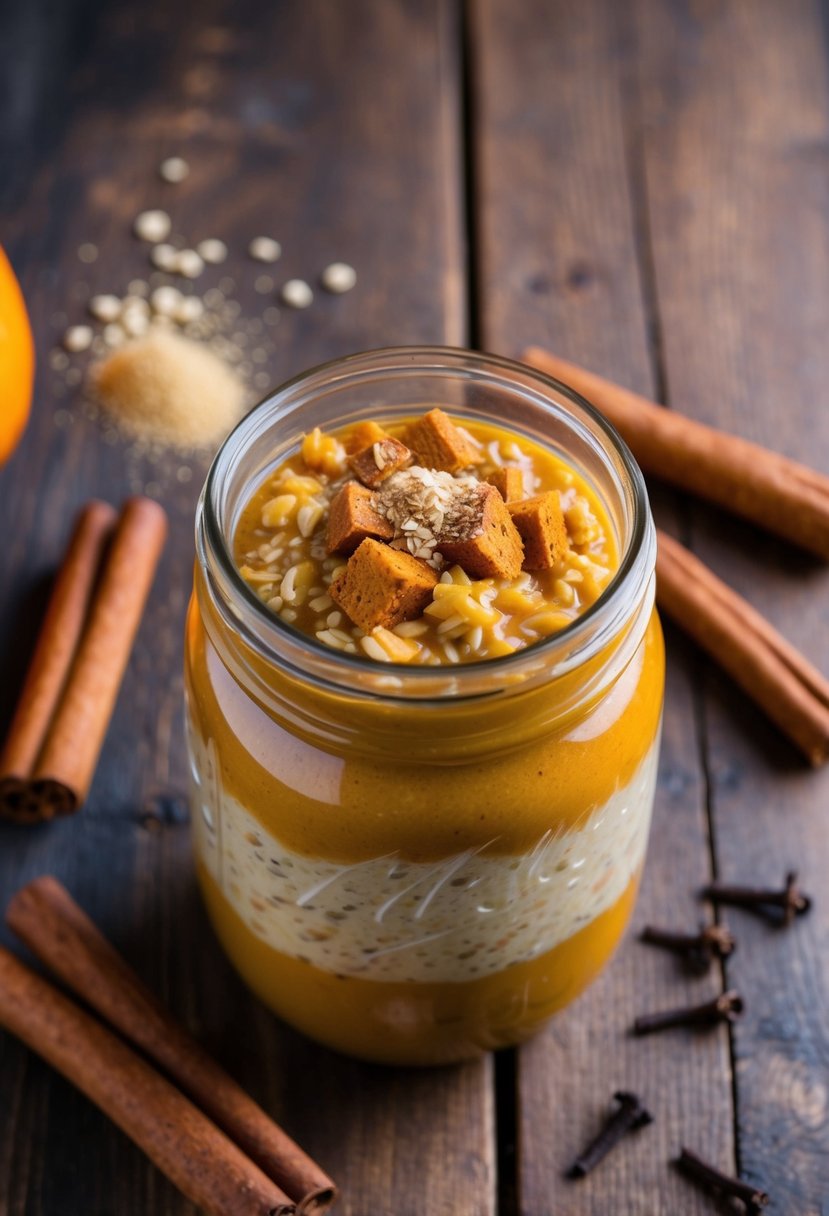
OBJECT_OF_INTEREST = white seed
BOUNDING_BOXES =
[127,279,149,297]
[175,295,204,323]
[150,243,178,270]
[120,296,151,322]
[134,210,172,242]
[197,238,227,264]
[63,325,93,352]
[175,249,205,278]
[88,294,121,322]
[121,310,150,337]
[321,262,356,294]
[77,243,98,263]
[102,323,125,347]
[150,285,183,316]
[281,279,313,309]
[249,236,281,263]
[159,156,189,183]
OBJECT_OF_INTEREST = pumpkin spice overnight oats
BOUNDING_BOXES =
[185,348,664,1065]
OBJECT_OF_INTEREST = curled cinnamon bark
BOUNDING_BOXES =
[0,497,167,821]
[6,876,337,1214]
[656,531,829,765]
[0,947,296,1216]
[522,346,829,559]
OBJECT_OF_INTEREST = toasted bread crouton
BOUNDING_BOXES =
[437,483,524,579]
[326,481,394,555]
[508,491,568,570]
[329,538,438,632]
[343,420,388,455]
[403,408,483,473]
[487,466,524,502]
[348,436,412,488]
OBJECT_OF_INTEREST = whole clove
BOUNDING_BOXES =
[640,922,736,972]
[567,1091,653,1178]
[701,870,811,926]
[675,1146,770,1212]
[633,990,744,1036]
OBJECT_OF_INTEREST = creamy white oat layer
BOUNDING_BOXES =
[189,733,658,984]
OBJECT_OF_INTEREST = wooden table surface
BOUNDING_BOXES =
[2,1,828,1212]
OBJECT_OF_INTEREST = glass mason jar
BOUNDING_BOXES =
[185,347,664,1066]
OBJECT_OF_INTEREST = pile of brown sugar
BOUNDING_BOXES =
[91,330,245,452]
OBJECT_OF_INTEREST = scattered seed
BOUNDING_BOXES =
[175,296,204,324]
[88,294,121,322]
[254,274,274,294]
[197,238,228,264]
[249,236,282,263]
[65,366,82,385]
[281,279,313,309]
[102,323,126,347]
[121,310,150,337]
[134,210,172,243]
[77,243,98,264]
[151,243,179,270]
[128,279,149,297]
[151,285,183,316]
[63,325,93,353]
[264,306,280,324]
[321,262,357,294]
[159,156,189,183]
[175,249,205,279]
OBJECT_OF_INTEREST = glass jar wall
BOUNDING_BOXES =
[185,348,664,1065]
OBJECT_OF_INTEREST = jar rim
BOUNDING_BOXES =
[198,345,654,701]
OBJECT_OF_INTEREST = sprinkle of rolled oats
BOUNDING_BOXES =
[134,210,172,243]
[63,325,93,353]
[159,156,189,183]
[321,262,357,294]
[281,279,313,309]
[197,238,228,264]
[249,236,282,263]
[150,243,178,270]
[88,294,121,322]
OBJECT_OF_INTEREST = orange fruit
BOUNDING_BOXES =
[0,245,35,463]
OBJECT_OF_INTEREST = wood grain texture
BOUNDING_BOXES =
[633,0,829,1209]
[470,0,734,1211]
[0,2,495,1214]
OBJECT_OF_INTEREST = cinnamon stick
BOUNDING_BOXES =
[0,497,167,822]
[0,501,117,817]
[0,946,296,1216]
[6,876,337,1215]
[656,530,829,764]
[522,347,829,560]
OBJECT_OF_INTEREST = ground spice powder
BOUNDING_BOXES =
[91,330,245,452]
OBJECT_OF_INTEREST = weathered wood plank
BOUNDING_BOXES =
[0,2,494,1214]
[634,0,829,1209]
[470,1,733,1211]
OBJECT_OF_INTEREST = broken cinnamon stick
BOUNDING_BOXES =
[0,497,167,822]
[6,876,337,1215]
[656,530,829,765]
[522,347,829,560]
[0,947,296,1216]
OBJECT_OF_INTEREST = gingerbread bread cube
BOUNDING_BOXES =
[348,436,412,488]
[403,408,483,473]
[508,491,568,570]
[344,420,388,454]
[329,538,438,633]
[437,483,524,580]
[487,466,524,502]
[326,481,394,555]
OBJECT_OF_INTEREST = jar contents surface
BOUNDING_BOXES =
[234,408,618,664]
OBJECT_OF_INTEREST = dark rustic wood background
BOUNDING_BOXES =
[2,1,828,1213]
